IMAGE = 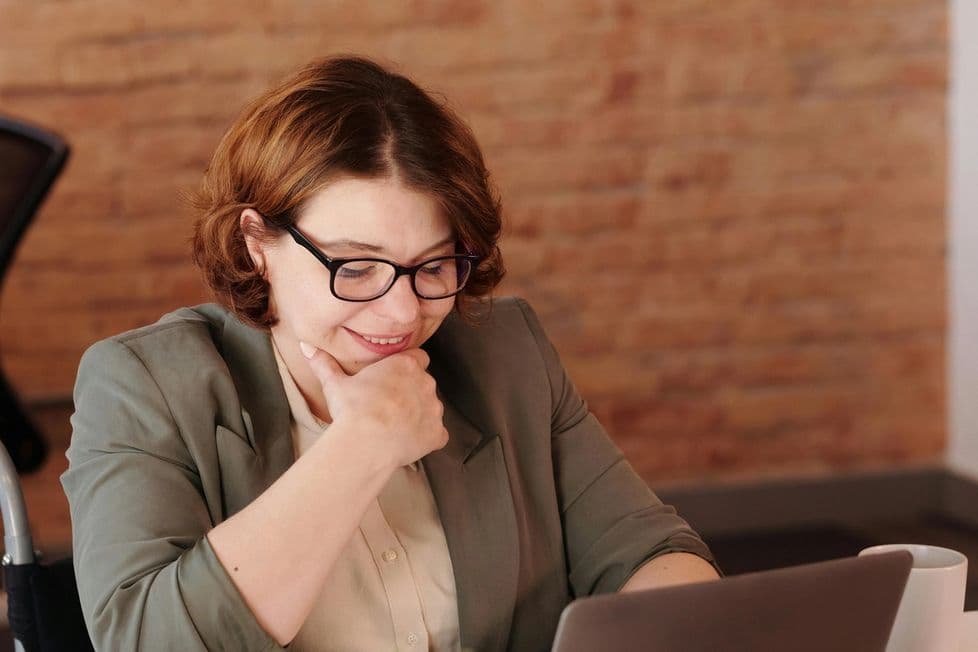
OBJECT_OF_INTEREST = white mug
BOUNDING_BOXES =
[859,544,968,652]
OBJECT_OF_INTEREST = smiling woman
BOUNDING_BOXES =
[61,55,719,652]
[241,177,463,387]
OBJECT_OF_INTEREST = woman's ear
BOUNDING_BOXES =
[239,209,269,274]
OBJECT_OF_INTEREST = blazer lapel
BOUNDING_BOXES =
[214,311,294,515]
[210,305,521,650]
[424,341,520,652]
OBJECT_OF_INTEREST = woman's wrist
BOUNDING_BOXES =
[317,418,401,478]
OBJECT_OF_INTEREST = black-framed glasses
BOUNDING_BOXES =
[284,224,481,302]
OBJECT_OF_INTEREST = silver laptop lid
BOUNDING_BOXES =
[552,550,912,652]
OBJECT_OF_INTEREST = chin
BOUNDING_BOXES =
[340,355,374,375]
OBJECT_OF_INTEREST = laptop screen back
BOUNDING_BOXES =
[552,551,912,652]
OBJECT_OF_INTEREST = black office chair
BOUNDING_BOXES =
[1,440,92,652]
[0,115,70,473]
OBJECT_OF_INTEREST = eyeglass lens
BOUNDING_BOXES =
[334,257,472,300]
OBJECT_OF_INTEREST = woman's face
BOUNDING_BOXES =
[244,176,457,375]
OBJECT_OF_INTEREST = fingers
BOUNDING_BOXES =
[399,348,430,370]
[298,340,429,389]
[299,340,347,389]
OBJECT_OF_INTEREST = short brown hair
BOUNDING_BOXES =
[190,55,505,329]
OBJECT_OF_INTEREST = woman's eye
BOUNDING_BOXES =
[420,262,445,276]
[338,263,378,279]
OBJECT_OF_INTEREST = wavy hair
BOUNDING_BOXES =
[190,55,505,329]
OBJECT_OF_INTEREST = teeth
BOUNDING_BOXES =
[362,335,405,345]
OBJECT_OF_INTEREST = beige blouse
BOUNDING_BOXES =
[272,343,461,652]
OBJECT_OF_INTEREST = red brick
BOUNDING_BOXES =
[57,41,140,88]
[125,124,220,174]
[770,7,946,53]
[443,63,664,116]
[491,145,647,194]
[0,2,137,44]
[126,77,273,127]
[806,51,947,94]
[665,52,799,102]
[14,217,193,272]
[0,46,62,90]
[0,0,950,483]
[262,0,488,30]
[505,191,641,237]
[761,0,943,10]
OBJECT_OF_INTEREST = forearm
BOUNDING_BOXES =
[207,422,395,645]
[620,552,720,593]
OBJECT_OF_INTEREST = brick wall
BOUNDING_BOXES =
[0,0,947,483]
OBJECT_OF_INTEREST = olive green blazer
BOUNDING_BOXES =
[62,297,713,652]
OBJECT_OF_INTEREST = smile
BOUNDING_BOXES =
[361,335,405,345]
[345,328,414,354]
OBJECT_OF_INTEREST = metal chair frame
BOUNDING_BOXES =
[1,440,35,652]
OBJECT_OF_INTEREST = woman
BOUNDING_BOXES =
[62,56,719,652]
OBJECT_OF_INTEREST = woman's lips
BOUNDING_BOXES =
[345,328,414,356]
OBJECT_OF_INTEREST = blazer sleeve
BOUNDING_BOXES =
[513,298,719,597]
[61,337,283,652]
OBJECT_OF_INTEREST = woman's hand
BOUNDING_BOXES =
[299,341,449,468]
[209,342,446,645]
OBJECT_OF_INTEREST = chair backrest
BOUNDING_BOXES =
[0,115,70,473]
[0,119,90,651]
[0,115,70,280]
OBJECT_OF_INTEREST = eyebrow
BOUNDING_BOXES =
[315,236,457,258]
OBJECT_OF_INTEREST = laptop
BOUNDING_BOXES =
[551,551,912,652]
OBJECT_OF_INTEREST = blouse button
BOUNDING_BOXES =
[406,632,419,646]
[382,549,398,563]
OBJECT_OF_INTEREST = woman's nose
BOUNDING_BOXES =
[374,274,421,324]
